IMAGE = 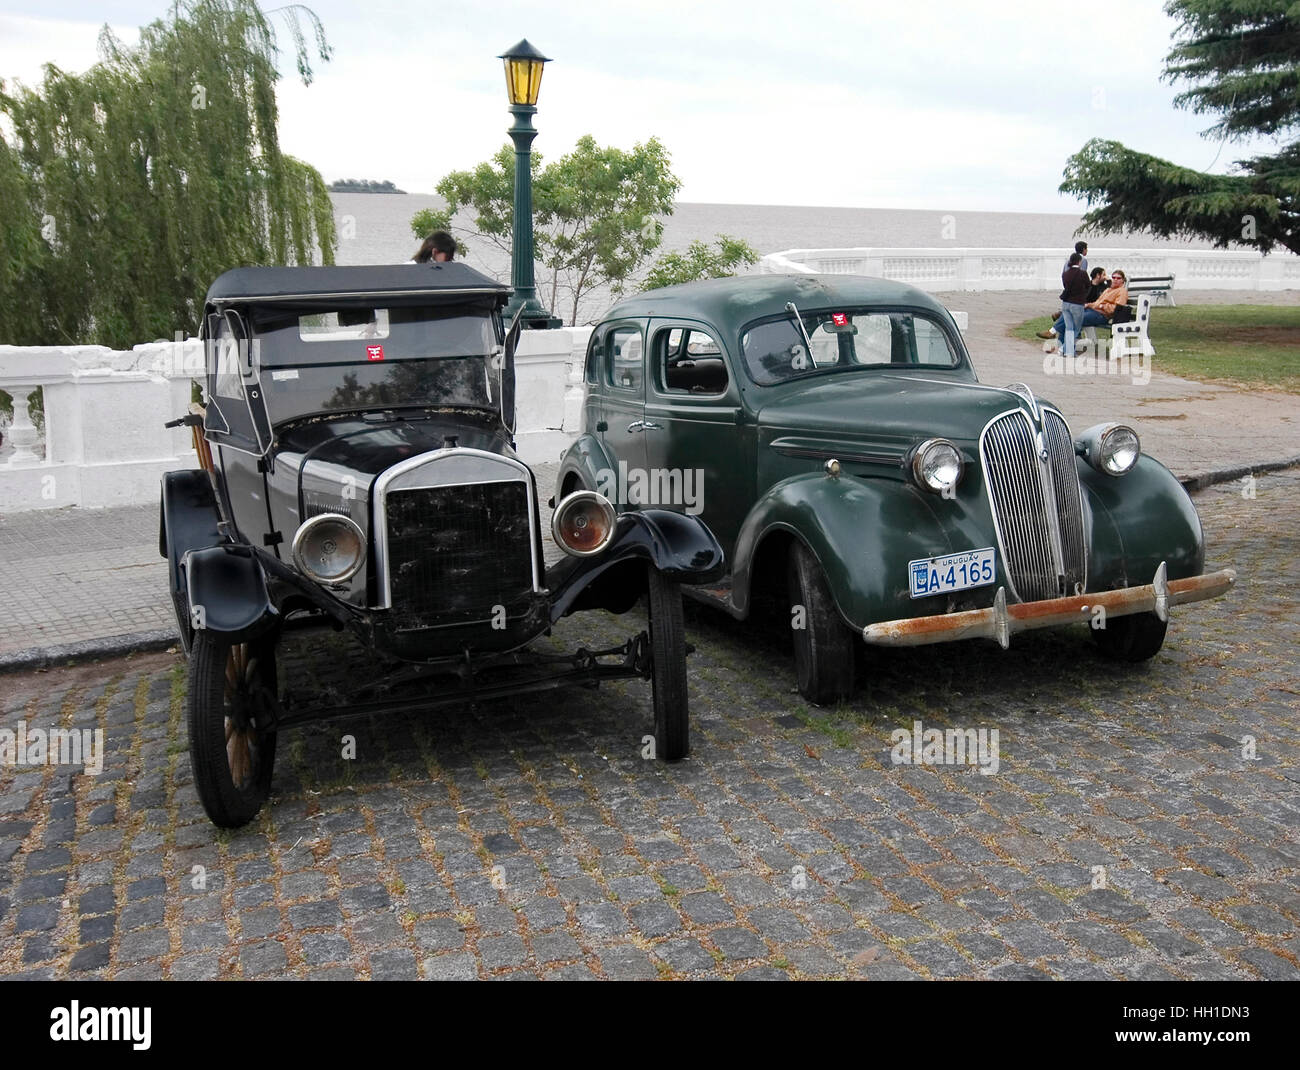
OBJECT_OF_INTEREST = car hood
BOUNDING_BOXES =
[754,373,1049,452]
[275,409,514,481]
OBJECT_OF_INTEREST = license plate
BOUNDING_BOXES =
[909,548,996,598]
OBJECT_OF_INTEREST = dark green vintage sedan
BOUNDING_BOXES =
[556,274,1235,704]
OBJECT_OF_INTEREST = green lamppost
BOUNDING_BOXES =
[499,39,561,329]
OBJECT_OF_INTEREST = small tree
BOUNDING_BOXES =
[411,135,681,324]
[1061,0,1300,255]
[0,0,336,347]
[641,235,760,291]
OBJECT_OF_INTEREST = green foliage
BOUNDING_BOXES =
[642,235,759,291]
[0,0,337,348]
[413,136,681,324]
[1061,0,1300,255]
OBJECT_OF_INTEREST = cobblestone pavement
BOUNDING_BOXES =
[1,471,1297,980]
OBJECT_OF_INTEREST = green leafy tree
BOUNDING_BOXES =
[1061,1,1300,255]
[0,0,336,348]
[641,235,760,291]
[411,136,681,324]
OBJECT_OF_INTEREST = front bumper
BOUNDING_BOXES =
[862,562,1236,648]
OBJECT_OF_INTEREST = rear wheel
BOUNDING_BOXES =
[788,542,856,705]
[647,567,688,760]
[187,631,278,828]
[1091,611,1168,662]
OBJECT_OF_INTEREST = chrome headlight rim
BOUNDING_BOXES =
[291,512,367,584]
[551,490,617,558]
[909,438,964,495]
[1077,421,1141,477]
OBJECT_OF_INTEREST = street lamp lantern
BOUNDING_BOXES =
[499,39,561,329]
[500,39,549,106]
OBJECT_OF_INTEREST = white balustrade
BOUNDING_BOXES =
[0,329,596,512]
[761,247,1300,292]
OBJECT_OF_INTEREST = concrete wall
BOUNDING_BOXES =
[0,329,593,512]
[762,246,1300,291]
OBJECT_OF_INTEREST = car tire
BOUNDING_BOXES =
[1090,611,1168,662]
[647,566,689,760]
[187,630,278,828]
[788,542,856,705]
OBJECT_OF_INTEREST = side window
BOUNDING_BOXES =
[584,331,600,385]
[204,311,272,455]
[657,327,729,395]
[606,325,643,393]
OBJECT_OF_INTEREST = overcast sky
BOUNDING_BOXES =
[0,0,1276,212]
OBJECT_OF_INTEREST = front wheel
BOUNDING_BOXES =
[1091,611,1168,662]
[187,631,279,828]
[646,567,688,760]
[788,542,856,705]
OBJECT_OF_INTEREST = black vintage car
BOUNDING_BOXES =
[160,264,723,828]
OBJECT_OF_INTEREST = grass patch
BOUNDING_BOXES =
[1010,304,1300,393]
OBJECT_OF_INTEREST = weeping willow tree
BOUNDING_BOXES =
[0,1,337,347]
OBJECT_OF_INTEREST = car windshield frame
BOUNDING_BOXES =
[737,304,969,387]
[239,302,506,426]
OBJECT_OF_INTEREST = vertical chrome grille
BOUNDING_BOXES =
[980,409,1087,602]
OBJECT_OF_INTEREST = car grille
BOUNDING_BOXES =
[979,409,1087,602]
[385,481,533,627]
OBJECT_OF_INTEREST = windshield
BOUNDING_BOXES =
[740,308,961,386]
[248,304,502,423]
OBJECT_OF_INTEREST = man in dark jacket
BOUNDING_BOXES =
[1058,252,1091,358]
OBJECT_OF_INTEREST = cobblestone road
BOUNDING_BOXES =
[1,471,1297,980]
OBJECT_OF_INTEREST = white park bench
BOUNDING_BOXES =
[1126,274,1176,306]
[1080,293,1156,359]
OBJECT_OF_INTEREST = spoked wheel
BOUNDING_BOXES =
[1091,611,1168,662]
[646,566,689,760]
[788,541,856,705]
[187,631,278,828]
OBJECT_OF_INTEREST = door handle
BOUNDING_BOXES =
[627,420,663,432]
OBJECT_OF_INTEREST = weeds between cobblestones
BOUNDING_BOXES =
[0,471,1297,979]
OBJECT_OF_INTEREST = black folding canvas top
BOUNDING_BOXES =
[205,263,511,310]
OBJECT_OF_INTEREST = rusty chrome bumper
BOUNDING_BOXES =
[862,563,1236,648]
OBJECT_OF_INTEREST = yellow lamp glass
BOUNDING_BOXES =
[504,56,545,106]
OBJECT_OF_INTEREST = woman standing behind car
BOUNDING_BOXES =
[1058,252,1091,358]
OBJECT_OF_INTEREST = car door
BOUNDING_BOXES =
[642,319,754,558]
[595,320,649,509]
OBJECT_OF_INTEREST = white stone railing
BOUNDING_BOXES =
[761,247,1300,292]
[0,329,593,512]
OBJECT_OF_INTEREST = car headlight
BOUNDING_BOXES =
[1076,422,1141,476]
[292,513,367,583]
[552,490,617,557]
[910,438,963,494]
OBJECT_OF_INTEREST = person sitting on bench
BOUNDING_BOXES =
[1080,269,1129,330]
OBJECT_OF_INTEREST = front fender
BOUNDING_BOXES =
[547,508,725,619]
[1080,454,1206,589]
[731,472,998,629]
[555,433,618,503]
[186,545,279,644]
[160,469,223,653]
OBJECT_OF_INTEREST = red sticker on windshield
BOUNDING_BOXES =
[831,313,848,327]
[366,345,384,361]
